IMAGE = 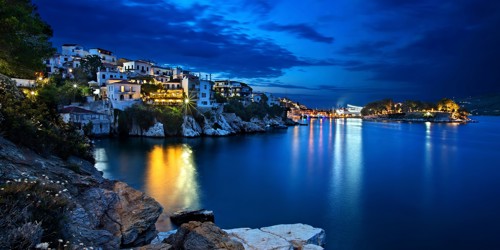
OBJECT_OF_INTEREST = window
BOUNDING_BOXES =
[142,66,144,71]
[129,94,133,99]
[202,93,206,98]
[204,85,207,89]
[120,86,125,92]
[136,65,139,70]
[120,75,123,79]
[64,58,68,61]
[202,101,207,105]
[102,74,106,79]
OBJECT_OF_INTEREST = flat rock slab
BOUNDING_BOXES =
[226,228,293,250]
[261,224,326,247]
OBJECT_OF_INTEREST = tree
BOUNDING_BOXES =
[79,55,103,81]
[437,98,459,112]
[0,0,55,78]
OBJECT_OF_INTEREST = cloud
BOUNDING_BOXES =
[260,22,334,44]
[33,0,318,78]
[336,0,500,98]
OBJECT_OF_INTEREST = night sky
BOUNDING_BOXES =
[33,0,500,108]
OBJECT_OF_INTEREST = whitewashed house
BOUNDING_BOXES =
[89,48,116,65]
[61,44,89,57]
[122,60,153,75]
[106,80,142,110]
[182,75,215,108]
[60,106,111,136]
[197,80,215,108]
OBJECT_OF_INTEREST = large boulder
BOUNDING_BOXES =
[164,221,244,250]
[112,182,163,247]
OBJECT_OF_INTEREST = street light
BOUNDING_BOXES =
[73,84,77,103]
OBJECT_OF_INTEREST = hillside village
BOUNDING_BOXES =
[13,44,297,136]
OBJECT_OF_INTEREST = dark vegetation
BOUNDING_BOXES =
[0,181,71,249]
[361,98,469,120]
[117,104,184,136]
[0,0,55,78]
[0,0,92,161]
[224,96,285,121]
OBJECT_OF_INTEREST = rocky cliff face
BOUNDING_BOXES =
[0,136,162,249]
[179,111,286,137]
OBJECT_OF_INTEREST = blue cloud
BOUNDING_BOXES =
[260,22,334,44]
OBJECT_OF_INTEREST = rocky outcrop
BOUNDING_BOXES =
[0,136,162,249]
[164,221,244,250]
[181,116,203,137]
[223,113,266,133]
[130,122,165,137]
[170,209,215,226]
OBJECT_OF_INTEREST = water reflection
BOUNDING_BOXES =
[331,118,364,244]
[145,144,200,231]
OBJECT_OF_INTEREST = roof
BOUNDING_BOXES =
[60,106,100,114]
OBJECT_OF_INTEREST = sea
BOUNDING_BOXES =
[94,116,500,250]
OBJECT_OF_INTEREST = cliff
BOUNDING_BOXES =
[0,136,162,249]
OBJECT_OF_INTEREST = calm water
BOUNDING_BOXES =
[94,117,500,250]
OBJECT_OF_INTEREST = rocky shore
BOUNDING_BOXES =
[128,111,289,138]
[0,136,162,249]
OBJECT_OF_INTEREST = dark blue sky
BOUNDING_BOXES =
[34,0,500,107]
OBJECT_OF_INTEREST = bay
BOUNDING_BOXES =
[94,116,500,249]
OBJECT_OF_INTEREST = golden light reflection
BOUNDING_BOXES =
[145,144,199,231]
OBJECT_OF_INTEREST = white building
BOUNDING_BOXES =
[61,44,88,57]
[60,106,111,136]
[12,78,36,88]
[89,48,116,65]
[197,80,215,107]
[335,104,363,116]
[152,65,172,76]
[97,71,128,86]
[182,76,215,108]
[106,80,142,110]
[122,60,153,75]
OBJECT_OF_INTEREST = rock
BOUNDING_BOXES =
[203,113,235,136]
[130,122,165,137]
[0,136,163,249]
[136,243,172,250]
[224,224,325,250]
[170,209,215,226]
[182,116,203,137]
[260,224,326,248]
[226,228,292,250]
[112,181,163,247]
[164,221,244,250]
[151,230,177,244]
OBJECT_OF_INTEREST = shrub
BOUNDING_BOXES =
[0,181,71,249]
